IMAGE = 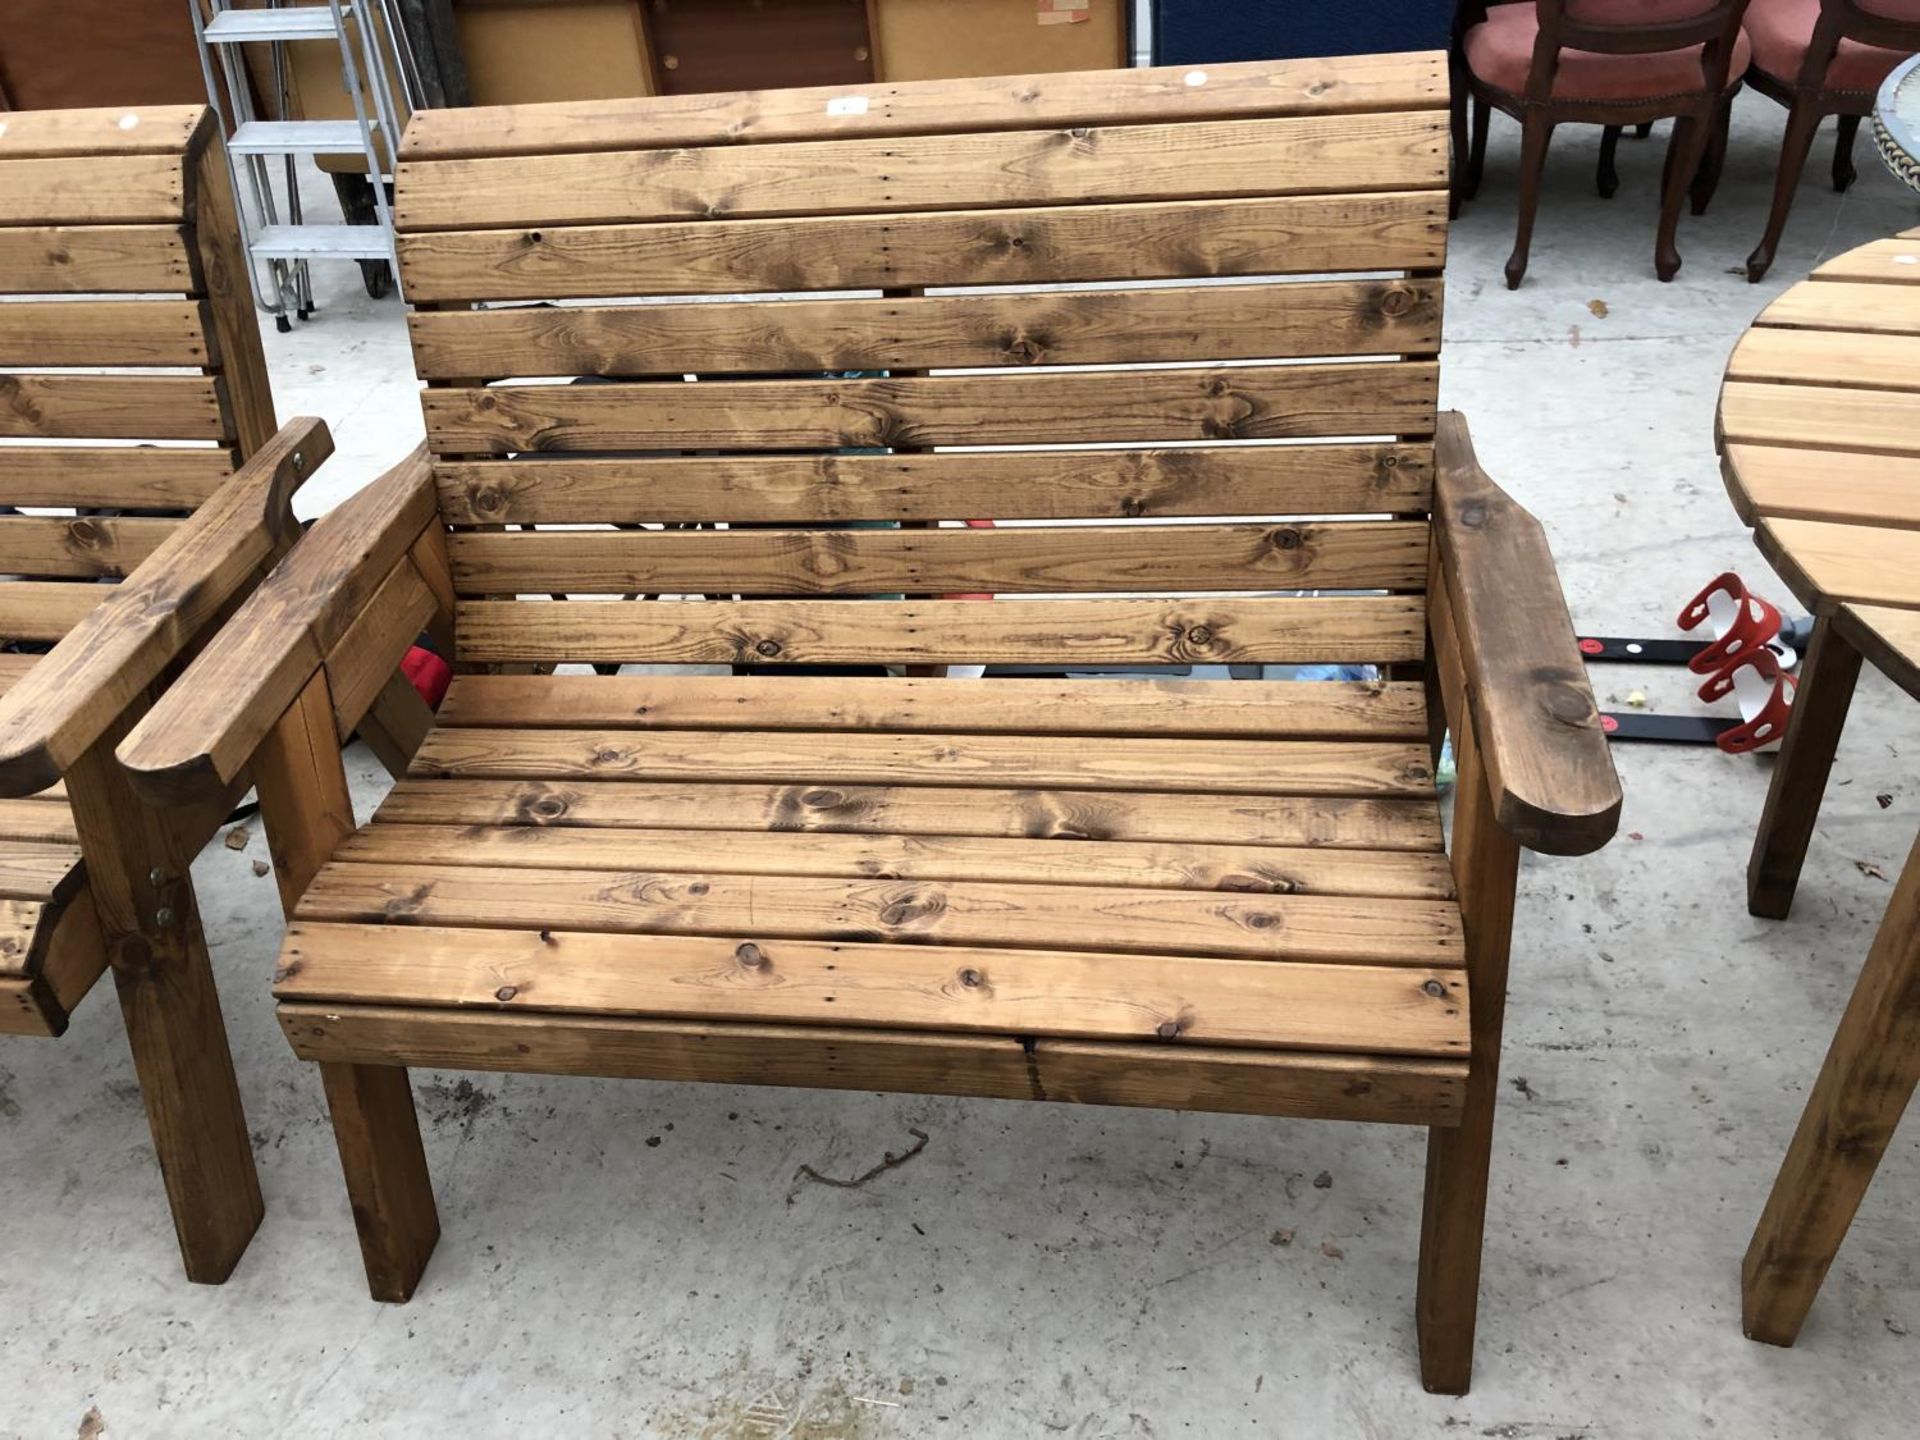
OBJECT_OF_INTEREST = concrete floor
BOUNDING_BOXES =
[4,90,1920,1438]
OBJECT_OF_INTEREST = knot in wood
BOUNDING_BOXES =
[1186,625,1215,646]
[524,230,544,245]
[1422,979,1447,999]
[1243,911,1278,931]
[67,518,102,546]
[755,638,782,657]
[958,967,985,989]
[1267,527,1303,552]
[1378,285,1415,318]
[686,881,709,896]
[1156,1019,1183,1039]
[736,942,768,969]
[495,985,519,1002]
[472,485,507,515]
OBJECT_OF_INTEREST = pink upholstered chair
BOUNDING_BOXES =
[1453,1,1753,287]
[1743,0,1920,280]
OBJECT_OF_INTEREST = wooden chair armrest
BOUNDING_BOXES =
[1432,411,1622,856]
[0,419,328,797]
[117,445,440,805]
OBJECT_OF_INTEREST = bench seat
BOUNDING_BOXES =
[275,673,1470,1125]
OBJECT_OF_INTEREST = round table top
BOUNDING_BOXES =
[1875,52,1920,193]
[1718,231,1920,701]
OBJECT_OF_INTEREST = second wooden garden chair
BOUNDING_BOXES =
[118,55,1622,1391]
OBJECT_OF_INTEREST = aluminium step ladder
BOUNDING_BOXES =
[189,0,413,329]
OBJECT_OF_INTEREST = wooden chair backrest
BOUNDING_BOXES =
[1521,1,1751,98]
[1807,0,1920,87]
[394,55,1450,673]
[0,105,274,648]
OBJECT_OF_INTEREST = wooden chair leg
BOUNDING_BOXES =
[1465,93,1491,201]
[1654,113,1710,282]
[1416,718,1520,1395]
[1597,125,1622,198]
[1833,113,1860,192]
[320,1061,440,1302]
[1691,94,1733,216]
[1634,120,1654,138]
[1505,114,1555,290]
[1749,99,1825,282]
[1748,616,1862,919]
[1743,828,1920,1346]
[66,734,264,1283]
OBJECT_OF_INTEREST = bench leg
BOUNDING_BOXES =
[1748,616,1862,920]
[320,1061,440,1302]
[1743,829,1920,1345]
[1416,718,1520,1394]
[66,732,263,1283]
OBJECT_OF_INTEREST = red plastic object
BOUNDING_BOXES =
[1696,647,1795,754]
[1676,572,1782,677]
[402,645,451,709]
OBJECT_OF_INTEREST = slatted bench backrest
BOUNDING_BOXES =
[0,106,274,650]
[394,54,1450,670]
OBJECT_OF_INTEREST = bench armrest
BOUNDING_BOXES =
[117,445,441,805]
[0,419,328,797]
[1431,411,1621,856]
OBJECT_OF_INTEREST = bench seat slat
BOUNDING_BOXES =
[408,726,1434,798]
[335,822,1456,899]
[435,673,1430,740]
[296,862,1463,966]
[275,921,1466,1055]
[375,778,1445,852]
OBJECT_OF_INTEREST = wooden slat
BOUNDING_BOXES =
[435,444,1434,526]
[1722,445,1920,529]
[336,822,1457,899]
[454,596,1427,667]
[1719,381,1920,458]
[376,777,1445,851]
[0,898,53,977]
[1727,328,1920,393]
[1811,237,1920,284]
[397,193,1449,303]
[409,726,1435,798]
[402,54,1448,160]
[0,375,229,441]
[396,113,1447,231]
[423,362,1439,454]
[0,799,79,844]
[274,921,1466,1054]
[1836,603,1920,702]
[0,106,206,160]
[435,673,1431,740]
[0,515,178,578]
[0,154,188,226]
[408,279,1442,379]
[0,581,108,642]
[277,1002,1467,1124]
[0,299,212,367]
[0,654,36,699]
[446,520,1432,597]
[296,862,1465,966]
[325,560,439,741]
[1760,280,1920,335]
[1757,519,1920,611]
[0,225,198,294]
[0,840,85,903]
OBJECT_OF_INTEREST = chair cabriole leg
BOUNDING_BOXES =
[1749,99,1824,282]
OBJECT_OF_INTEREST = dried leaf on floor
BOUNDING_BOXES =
[224,826,250,851]
[1588,298,1610,318]
[1856,859,1890,882]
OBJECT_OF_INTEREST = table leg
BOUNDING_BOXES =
[1748,615,1862,919]
[1742,827,1920,1345]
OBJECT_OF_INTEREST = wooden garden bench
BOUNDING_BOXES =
[119,54,1622,1390]
[0,105,349,1282]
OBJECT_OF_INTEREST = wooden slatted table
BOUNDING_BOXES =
[1718,232,1920,1347]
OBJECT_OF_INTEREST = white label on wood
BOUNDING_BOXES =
[826,96,871,117]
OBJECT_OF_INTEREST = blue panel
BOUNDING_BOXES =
[1153,0,1455,64]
